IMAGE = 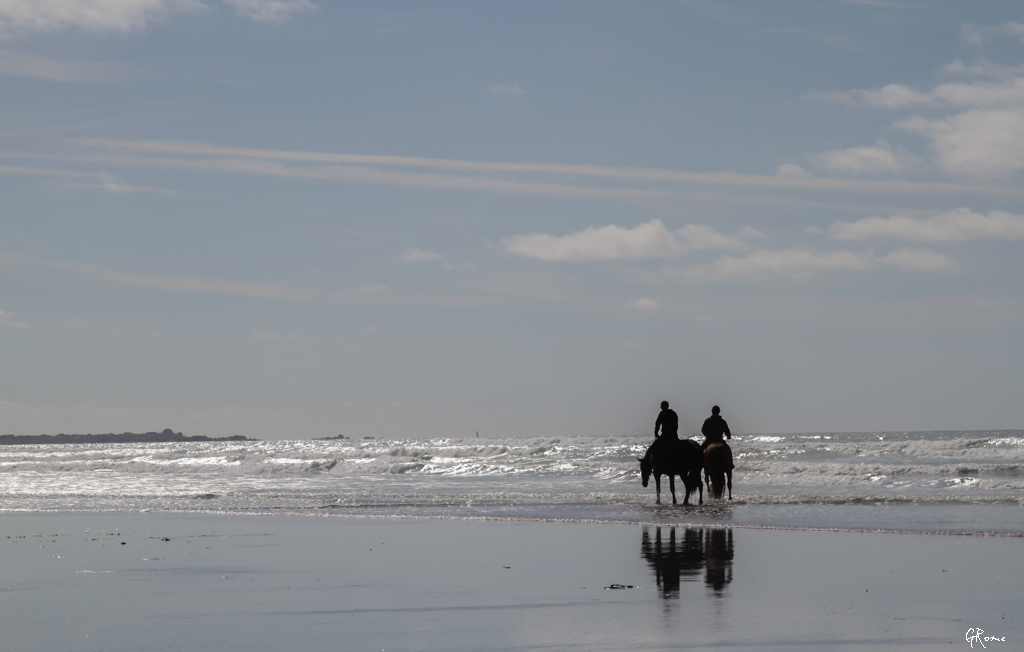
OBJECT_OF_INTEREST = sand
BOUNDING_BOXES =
[2,512,1021,651]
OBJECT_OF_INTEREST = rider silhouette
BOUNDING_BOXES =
[700,405,731,452]
[655,401,679,441]
[651,400,679,456]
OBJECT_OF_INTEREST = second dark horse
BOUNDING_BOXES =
[638,439,704,505]
[703,442,734,500]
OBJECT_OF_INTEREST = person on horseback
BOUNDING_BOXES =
[701,405,734,499]
[650,400,679,455]
[655,401,678,441]
[700,405,731,452]
[640,401,704,504]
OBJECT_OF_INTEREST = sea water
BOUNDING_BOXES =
[1,431,1021,535]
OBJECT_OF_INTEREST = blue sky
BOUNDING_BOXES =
[2,1,1023,439]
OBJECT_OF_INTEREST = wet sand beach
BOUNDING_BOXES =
[2,512,1020,651]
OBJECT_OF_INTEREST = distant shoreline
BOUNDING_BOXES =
[0,430,255,445]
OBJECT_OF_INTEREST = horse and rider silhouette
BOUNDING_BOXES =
[640,526,735,597]
[638,402,734,504]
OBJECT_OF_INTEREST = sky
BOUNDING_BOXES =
[2,0,1023,439]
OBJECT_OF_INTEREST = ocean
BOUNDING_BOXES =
[2,430,1022,536]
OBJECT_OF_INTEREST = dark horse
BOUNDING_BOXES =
[703,442,733,500]
[638,438,703,505]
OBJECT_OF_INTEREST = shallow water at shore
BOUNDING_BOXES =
[2,513,1020,652]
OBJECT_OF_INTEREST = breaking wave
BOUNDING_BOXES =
[1,430,1022,534]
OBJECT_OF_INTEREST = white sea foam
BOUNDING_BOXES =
[1,431,1022,534]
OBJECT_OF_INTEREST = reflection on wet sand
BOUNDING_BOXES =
[641,526,734,597]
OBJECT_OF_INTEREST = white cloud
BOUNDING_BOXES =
[680,249,873,281]
[81,138,1024,199]
[776,163,812,178]
[485,83,525,96]
[816,140,905,174]
[811,78,1024,111]
[1004,21,1024,43]
[898,108,1024,176]
[877,249,958,272]
[674,247,960,282]
[0,166,173,193]
[829,208,1024,242]
[357,283,388,294]
[0,0,204,34]
[0,0,315,33]
[629,298,659,309]
[78,173,176,194]
[0,309,30,329]
[737,226,767,240]
[675,246,962,280]
[502,220,754,262]
[399,248,443,263]
[222,0,316,23]
[960,21,1024,47]
[942,58,1024,80]
[804,25,1024,178]
[675,224,748,250]
[928,78,1024,108]
[806,84,931,109]
[503,219,680,262]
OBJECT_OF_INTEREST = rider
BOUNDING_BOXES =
[700,405,731,452]
[651,400,680,456]
[655,400,679,442]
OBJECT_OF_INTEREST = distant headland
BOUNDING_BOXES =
[310,435,375,440]
[0,429,256,445]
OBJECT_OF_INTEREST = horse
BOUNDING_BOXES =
[703,442,733,500]
[638,438,704,505]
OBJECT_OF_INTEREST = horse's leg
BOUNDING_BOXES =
[697,474,703,504]
[727,470,733,500]
[654,473,661,504]
[669,474,677,505]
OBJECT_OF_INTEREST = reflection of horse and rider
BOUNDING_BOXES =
[638,401,735,504]
[640,526,735,598]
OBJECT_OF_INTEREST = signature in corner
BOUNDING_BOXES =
[966,628,1007,649]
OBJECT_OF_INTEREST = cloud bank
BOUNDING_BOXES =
[222,0,316,23]
[898,109,1024,176]
[830,208,1024,242]
[805,23,1024,177]
[503,220,680,262]
[399,248,443,263]
[676,248,957,282]
[629,298,659,309]
[815,140,906,175]
[502,220,754,262]
[0,0,316,34]
[0,0,205,33]
[79,138,1024,199]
